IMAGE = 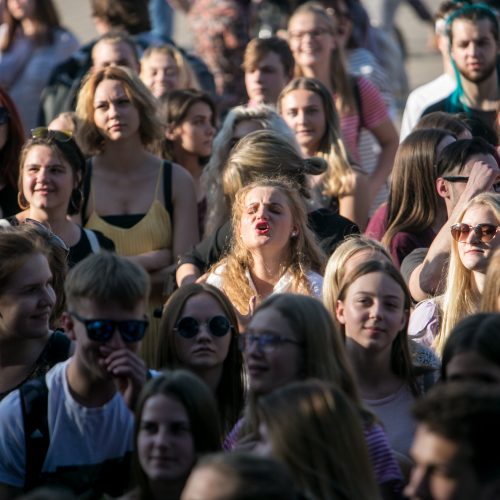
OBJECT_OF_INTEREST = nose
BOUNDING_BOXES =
[369,300,383,320]
[466,226,481,244]
[196,322,212,341]
[106,328,126,349]
[153,426,171,449]
[40,283,56,309]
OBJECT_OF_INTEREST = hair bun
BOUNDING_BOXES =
[302,157,327,176]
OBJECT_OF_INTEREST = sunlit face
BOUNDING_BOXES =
[173,293,232,372]
[138,394,196,483]
[336,271,407,353]
[446,350,500,384]
[0,252,55,339]
[450,19,498,84]
[239,186,296,257]
[245,51,290,105]
[280,89,326,156]
[288,12,336,70]
[92,41,139,72]
[170,102,215,158]
[140,52,180,98]
[456,204,500,273]
[181,466,238,500]
[93,79,140,142]
[244,307,303,395]
[405,424,477,500]
[22,145,77,214]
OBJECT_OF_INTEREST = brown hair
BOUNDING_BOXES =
[243,37,295,78]
[76,66,162,155]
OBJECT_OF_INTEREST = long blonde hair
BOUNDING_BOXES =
[288,2,355,115]
[480,247,500,313]
[437,193,500,354]
[278,77,357,199]
[216,179,325,314]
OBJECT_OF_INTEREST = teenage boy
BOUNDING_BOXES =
[243,37,294,106]
[0,253,149,498]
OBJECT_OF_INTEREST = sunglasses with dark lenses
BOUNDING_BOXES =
[31,127,72,143]
[174,315,233,339]
[443,176,500,193]
[0,108,9,125]
[24,218,70,254]
[70,311,148,342]
[450,223,499,242]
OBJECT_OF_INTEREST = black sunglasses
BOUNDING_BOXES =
[0,108,9,125]
[24,218,70,254]
[450,223,499,243]
[31,127,73,143]
[174,315,233,339]
[443,176,500,193]
[70,311,149,342]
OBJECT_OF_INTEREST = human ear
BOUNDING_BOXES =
[436,177,450,199]
[336,300,347,325]
[165,125,180,141]
[61,312,77,341]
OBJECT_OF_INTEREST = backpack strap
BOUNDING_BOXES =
[20,377,49,491]
[162,160,173,219]
[83,228,101,253]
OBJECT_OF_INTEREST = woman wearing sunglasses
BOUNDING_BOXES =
[156,283,244,438]
[409,192,500,356]
[0,88,24,218]
[8,129,114,267]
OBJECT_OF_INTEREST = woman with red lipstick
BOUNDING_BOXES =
[156,283,244,437]
[409,193,500,356]
[336,259,437,463]
[160,89,216,234]
[206,178,325,316]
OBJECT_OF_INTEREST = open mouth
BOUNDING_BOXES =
[255,221,270,235]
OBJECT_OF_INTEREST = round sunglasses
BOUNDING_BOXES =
[450,223,499,243]
[174,315,233,339]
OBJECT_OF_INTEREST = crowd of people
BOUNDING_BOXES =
[0,0,499,498]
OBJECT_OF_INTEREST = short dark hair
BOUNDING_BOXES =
[90,0,151,33]
[435,137,496,177]
[243,37,294,78]
[413,382,500,482]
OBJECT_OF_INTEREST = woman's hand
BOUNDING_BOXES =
[127,248,172,272]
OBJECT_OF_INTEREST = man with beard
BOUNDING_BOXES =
[422,4,499,131]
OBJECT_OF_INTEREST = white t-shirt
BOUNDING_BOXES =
[206,264,324,298]
[0,359,134,490]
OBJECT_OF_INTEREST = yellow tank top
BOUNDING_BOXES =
[85,162,172,255]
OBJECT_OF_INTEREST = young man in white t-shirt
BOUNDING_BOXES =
[0,252,150,498]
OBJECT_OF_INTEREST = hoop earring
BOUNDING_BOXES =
[17,192,29,210]
[69,187,84,213]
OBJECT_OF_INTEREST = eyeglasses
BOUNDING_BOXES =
[443,176,500,193]
[450,223,499,242]
[31,127,73,143]
[288,28,331,41]
[239,333,302,353]
[0,108,9,125]
[174,315,233,339]
[70,311,149,342]
[24,218,70,253]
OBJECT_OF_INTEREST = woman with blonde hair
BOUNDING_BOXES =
[287,1,398,206]
[202,105,295,236]
[76,65,199,367]
[206,178,325,314]
[140,44,201,98]
[481,247,500,312]
[257,380,382,500]
[278,77,369,227]
[409,193,500,355]
[366,128,456,267]
[176,129,359,286]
